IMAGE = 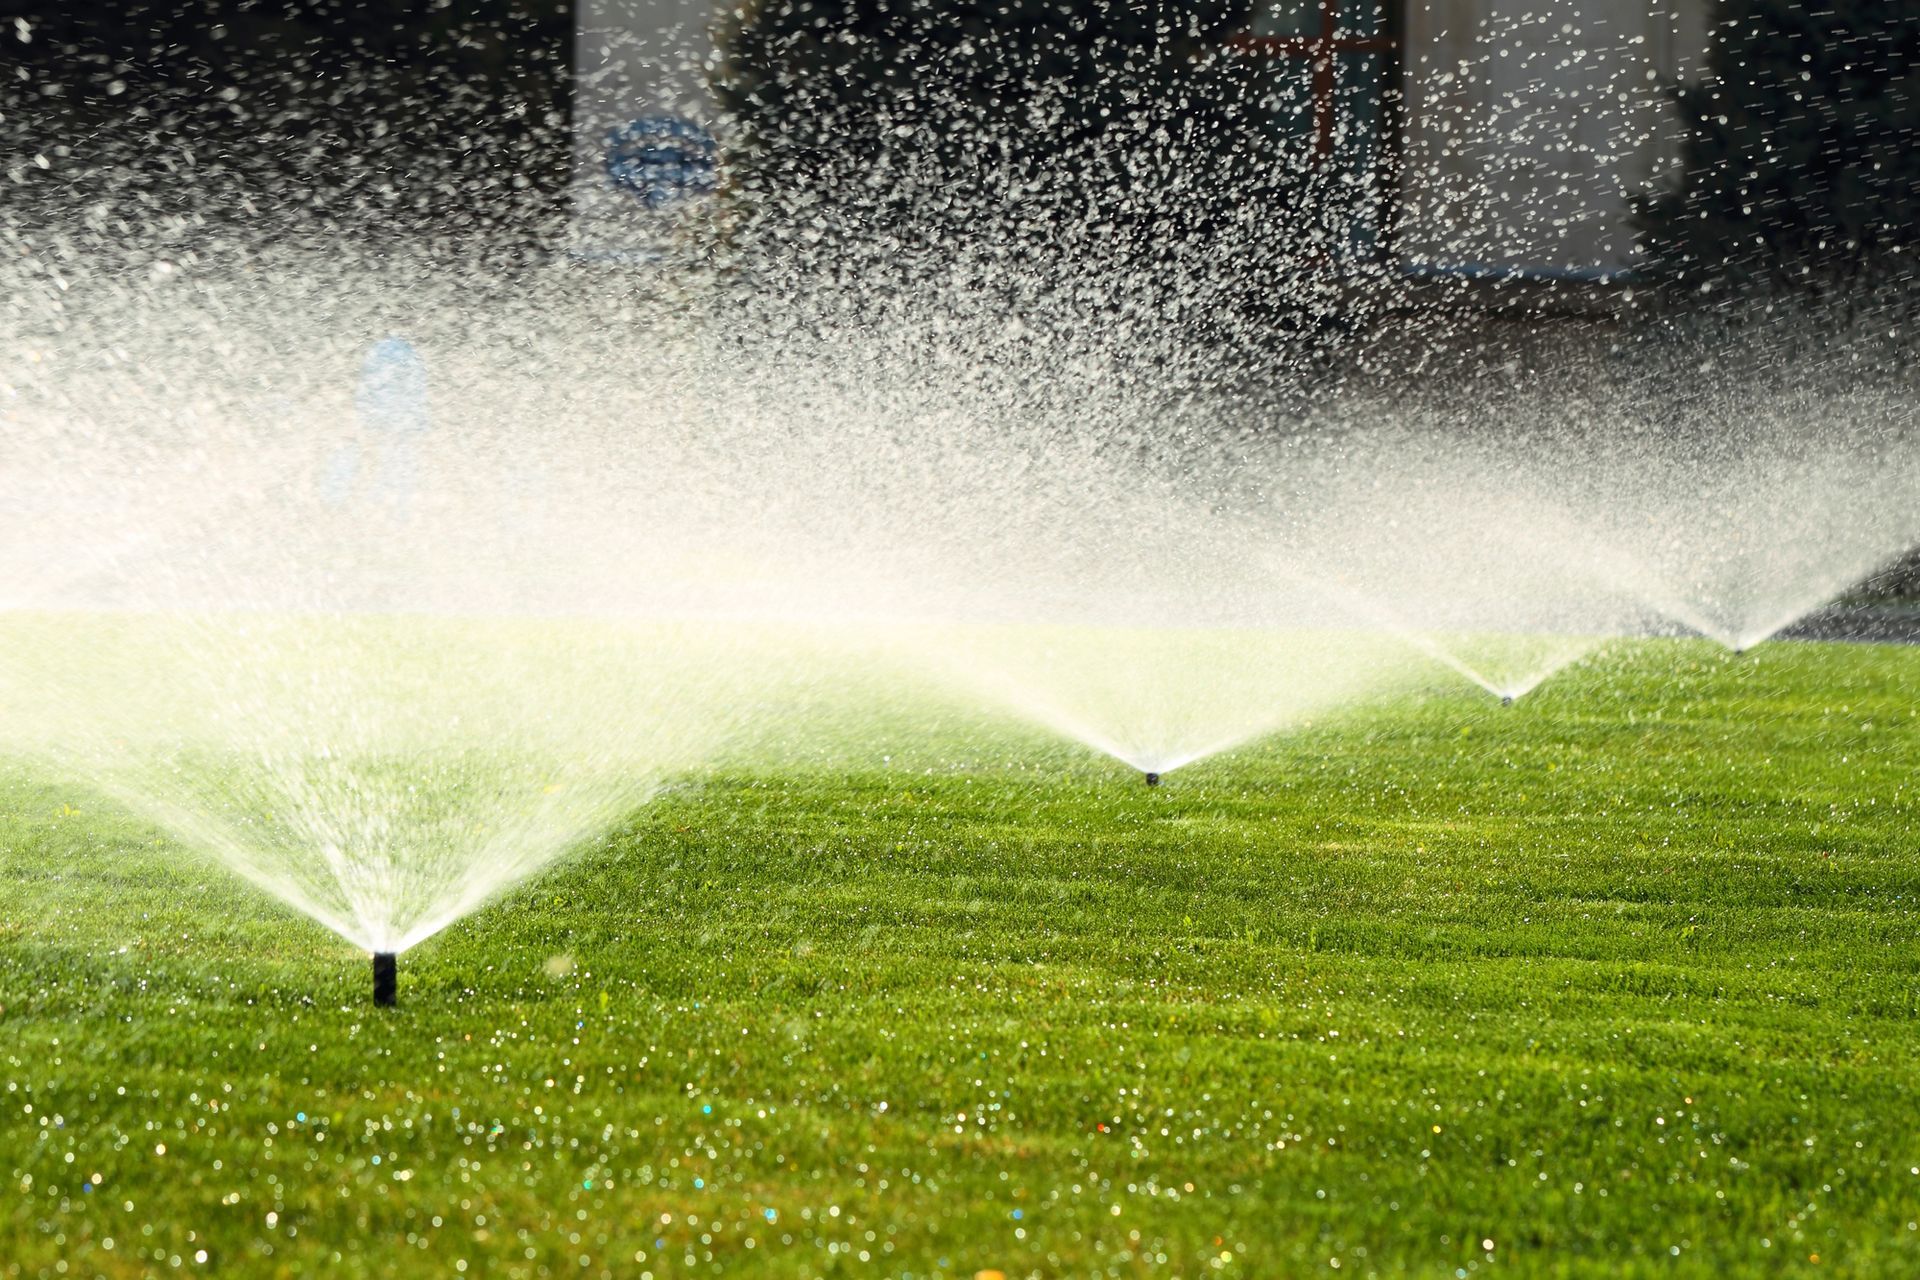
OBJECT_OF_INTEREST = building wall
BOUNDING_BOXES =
[570,0,1717,276]
[1397,0,1713,278]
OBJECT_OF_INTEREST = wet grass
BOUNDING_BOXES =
[3,637,1919,1278]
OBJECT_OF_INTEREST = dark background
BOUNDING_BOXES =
[0,1,575,234]
[4,0,1916,295]
[5,1,1919,595]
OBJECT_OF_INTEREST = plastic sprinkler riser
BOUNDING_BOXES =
[373,952,397,1007]
[1144,771,1161,787]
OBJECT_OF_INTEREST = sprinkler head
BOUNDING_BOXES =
[1144,771,1161,787]
[1501,694,1514,707]
[372,952,397,1007]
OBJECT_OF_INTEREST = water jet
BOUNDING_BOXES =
[372,951,397,1007]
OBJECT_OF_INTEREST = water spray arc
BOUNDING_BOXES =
[7,117,1920,1013]
[0,319,776,996]
[1254,550,1592,704]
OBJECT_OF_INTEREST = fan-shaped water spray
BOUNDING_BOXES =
[4,111,1918,1009]
[0,325,787,1002]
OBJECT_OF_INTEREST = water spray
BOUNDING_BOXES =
[1144,771,1161,787]
[372,952,397,1007]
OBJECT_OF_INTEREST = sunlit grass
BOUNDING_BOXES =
[3,636,1919,1277]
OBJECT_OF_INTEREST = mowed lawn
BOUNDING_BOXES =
[3,638,1920,1278]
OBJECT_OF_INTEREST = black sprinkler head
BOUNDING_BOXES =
[1501,694,1514,706]
[373,952,397,1007]
[1144,771,1161,787]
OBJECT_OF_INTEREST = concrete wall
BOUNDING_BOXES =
[1397,0,1714,278]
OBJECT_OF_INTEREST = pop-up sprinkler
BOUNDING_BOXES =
[1501,694,1515,706]
[373,952,397,1007]
[1144,771,1161,787]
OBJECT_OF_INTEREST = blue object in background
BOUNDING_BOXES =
[355,337,431,437]
[604,116,718,210]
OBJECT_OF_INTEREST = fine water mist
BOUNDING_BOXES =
[4,12,1919,970]
[7,236,1920,960]
[0,611,749,955]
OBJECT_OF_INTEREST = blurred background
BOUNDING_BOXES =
[4,1,1916,577]
[3,2,1912,294]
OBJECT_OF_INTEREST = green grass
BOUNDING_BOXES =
[3,637,1920,1279]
